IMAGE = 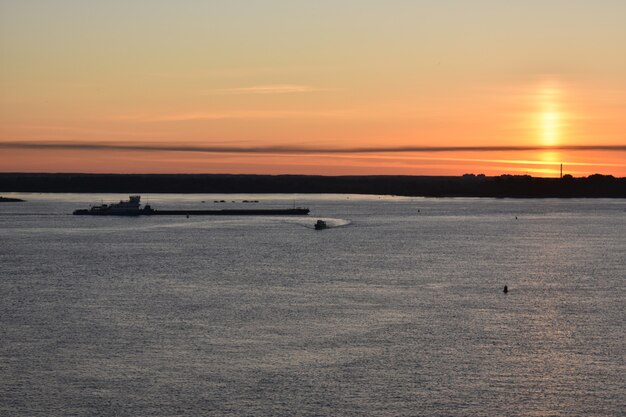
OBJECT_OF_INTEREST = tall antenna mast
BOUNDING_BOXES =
[560,163,563,179]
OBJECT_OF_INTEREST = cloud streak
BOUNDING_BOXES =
[214,84,319,95]
[1,141,626,155]
[116,109,349,122]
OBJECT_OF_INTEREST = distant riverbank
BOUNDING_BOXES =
[0,173,625,198]
[0,196,24,202]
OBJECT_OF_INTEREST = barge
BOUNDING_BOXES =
[73,196,310,216]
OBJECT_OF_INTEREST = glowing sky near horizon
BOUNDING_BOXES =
[1,0,625,176]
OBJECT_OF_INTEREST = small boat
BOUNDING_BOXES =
[314,220,327,230]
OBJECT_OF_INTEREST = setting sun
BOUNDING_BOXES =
[541,111,561,146]
[535,84,566,147]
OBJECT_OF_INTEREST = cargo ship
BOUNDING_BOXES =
[73,196,310,216]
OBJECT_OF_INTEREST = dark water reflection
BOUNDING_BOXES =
[0,195,624,416]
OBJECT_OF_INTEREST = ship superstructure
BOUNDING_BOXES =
[73,195,153,216]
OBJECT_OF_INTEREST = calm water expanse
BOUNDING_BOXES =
[1,194,624,417]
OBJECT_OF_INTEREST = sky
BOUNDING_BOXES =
[1,0,625,176]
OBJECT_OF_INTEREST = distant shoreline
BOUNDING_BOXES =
[0,173,625,198]
[0,196,25,202]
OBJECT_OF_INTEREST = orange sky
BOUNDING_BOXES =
[1,1,625,176]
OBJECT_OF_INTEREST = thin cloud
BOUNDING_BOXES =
[1,141,625,155]
[118,109,349,122]
[214,85,320,95]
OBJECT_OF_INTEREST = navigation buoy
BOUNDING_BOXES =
[503,285,508,294]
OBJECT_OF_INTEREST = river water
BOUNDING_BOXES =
[0,194,624,416]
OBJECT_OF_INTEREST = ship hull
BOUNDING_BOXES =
[73,208,310,216]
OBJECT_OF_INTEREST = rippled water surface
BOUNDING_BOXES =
[1,194,624,416]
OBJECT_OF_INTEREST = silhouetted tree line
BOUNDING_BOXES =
[0,173,624,198]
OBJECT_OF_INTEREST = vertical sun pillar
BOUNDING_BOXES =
[534,82,569,177]
[538,85,562,147]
